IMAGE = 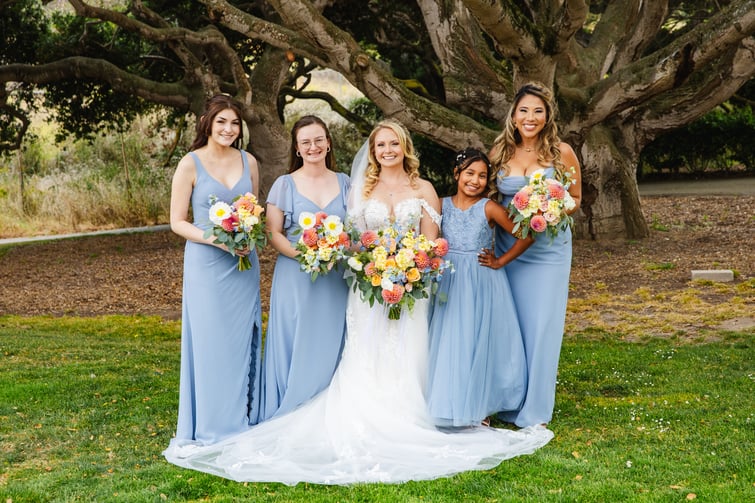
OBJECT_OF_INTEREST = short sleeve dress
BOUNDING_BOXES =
[257,172,350,422]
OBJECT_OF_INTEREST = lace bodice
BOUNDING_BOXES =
[441,197,492,252]
[350,198,441,233]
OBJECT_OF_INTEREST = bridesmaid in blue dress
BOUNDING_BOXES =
[484,82,582,427]
[165,95,263,448]
[258,115,350,422]
[428,148,533,427]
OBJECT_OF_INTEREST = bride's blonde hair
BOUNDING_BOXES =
[362,120,421,199]
[489,82,565,182]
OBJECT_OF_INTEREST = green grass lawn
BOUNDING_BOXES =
[1,315,752,502]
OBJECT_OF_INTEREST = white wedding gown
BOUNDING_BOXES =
[163,198,554,485]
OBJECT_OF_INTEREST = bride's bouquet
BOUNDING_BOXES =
[509,167,577,242]
[294,211,351,281]
[204,192,267,271]
[345,224,452,320]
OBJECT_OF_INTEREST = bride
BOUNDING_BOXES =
[163,120,553,485]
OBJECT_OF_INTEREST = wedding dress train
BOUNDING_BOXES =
[163,198,553,485]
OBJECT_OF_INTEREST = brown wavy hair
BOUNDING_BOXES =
[190,94,244,151]
[288,115,336,173]
[362,120,421,199]
[489,82,565,182]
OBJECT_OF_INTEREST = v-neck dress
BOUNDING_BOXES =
[169,150,263,447]
[257,172,350,422]
[427,197,526,426]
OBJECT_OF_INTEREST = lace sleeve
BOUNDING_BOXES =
[419,199,442,230]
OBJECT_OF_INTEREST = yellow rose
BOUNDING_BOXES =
[371,274,382,287]
[406,267,421,282]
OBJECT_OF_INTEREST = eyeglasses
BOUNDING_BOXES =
[298,137,328,149]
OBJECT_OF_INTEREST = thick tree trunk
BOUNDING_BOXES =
[243,47,292,199]
[574,126,649,240]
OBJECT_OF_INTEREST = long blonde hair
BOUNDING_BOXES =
[362,120,421,199]
[489,82,565,180]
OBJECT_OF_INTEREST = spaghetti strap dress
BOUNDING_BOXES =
[495,167,572,427]
[165,150,263,448]
[257,172,350,422]
[427,197,526,427]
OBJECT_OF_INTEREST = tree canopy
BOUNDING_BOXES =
[2,0,754,238]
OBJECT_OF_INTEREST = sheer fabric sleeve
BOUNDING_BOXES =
[266,175,294,232]
[338,172,351,208]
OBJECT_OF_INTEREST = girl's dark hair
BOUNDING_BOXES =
[190,94,244,151]
[288,115,335,173]
[453,147,495,195]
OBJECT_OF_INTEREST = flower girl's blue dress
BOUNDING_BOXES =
[427,197,526,426]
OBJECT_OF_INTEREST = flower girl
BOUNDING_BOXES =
[427,148,532,427]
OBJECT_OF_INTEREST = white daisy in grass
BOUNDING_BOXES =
[209,201,233,225]
[298,211,316,229]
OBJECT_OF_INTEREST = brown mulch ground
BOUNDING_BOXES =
[1,195,753,325]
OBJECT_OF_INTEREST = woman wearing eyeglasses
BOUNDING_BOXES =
[256,115,351,423]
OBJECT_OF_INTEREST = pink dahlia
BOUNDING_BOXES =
[414,250,431,269]
[381,284,405,305]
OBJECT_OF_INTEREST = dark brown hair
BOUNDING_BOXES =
[190,94,244,151]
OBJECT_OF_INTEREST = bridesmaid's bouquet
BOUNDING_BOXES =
[345,225,452,320]
[509,167,577,242]
[294,211,351,281]
[204,192,267,271]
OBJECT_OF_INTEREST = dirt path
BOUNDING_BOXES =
[1,195,753,337]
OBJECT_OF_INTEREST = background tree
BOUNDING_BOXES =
[1,0,754,238]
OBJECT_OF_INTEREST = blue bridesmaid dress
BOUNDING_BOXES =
[427,197,526,427]
[171,150,263,445]
[257,172,350,422]
[495,167,572,427]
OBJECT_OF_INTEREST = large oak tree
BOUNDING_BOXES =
[2,0,754,238]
